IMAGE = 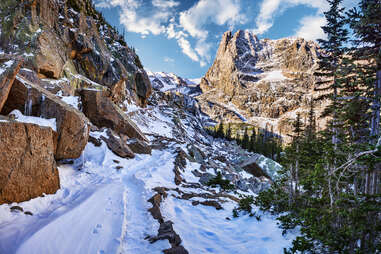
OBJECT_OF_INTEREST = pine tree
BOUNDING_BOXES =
[242,127,250,150]
[226,124,233,141]
[315,0,349,207]
[216,121,225,139]
[348,0,381,196]
[249,128,257,152]
[305,98,316,142]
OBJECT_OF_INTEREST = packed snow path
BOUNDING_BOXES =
[0,142,294,254]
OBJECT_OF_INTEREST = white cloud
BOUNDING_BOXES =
[179,0,245,39]
[252,0,328,35]
[177,37,199,62]
[97,0,179,35]
[195,40,212,62]
[295,15,326,41]
[152,0,180,9]
[119,10,168,35]
[176,0,245,66]
[164,56,175,63]
[94,0,246,66]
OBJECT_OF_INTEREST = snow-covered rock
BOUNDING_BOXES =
[198,30,329,142]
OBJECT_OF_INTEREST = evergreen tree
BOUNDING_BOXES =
[249,128,257,152]
[348,0,381,196]
[242,127,250,150]
[216,121,225,139]
[305,98,317,142]
[226,124,233,141]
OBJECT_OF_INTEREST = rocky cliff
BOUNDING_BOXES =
[198,30,330,140]
[0,0,151,203]
[0,0,151,107]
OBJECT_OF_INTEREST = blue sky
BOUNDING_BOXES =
[94,0,357,79]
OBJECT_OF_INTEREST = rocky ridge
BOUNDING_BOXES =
[148,71,202,97]
[198,30,330,140]
[0,0,151,204]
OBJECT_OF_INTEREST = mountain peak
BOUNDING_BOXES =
[198,30,324,141]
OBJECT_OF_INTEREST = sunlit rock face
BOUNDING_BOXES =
[0,0,151,107]
[198,30,329,141]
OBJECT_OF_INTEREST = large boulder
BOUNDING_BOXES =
[0,121,60,204]
[1,75,89,160]
[0,58,22,112]
[79,89,148,142]
[101,129,135,159]
[240,156,270,179]
[127,138,152,155]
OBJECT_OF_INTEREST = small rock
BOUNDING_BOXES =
[101,129,135,159]
[24,211,33,216]
[88,136,102,147]
[10,206,23,213]
[127,138,151,155]
[163,246,189,254]
[191,201,199,206]
[199,173,215,185]
[200,200,223,210]
[191,170,202,177]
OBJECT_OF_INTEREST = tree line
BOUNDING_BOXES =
[207,122,283,161]
[255,0,381,252]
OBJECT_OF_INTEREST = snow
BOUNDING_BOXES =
[0,142,172,254]
[131,107,175,139]
[22,53,34,57]
[0,85,294,253]
[162,197,294,254]
[188,78,201,84]
[60,96,80,110]
[9,110,57,131]
[0,60,14,76]
[262,70,287,81]
[256,154,282,180]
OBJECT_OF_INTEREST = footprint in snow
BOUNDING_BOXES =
[93,224,102,234]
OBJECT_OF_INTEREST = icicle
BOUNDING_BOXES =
[81,148,86,169]
[40,94,46,118]
[24,85,32,116]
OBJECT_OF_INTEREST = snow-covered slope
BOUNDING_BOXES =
[0,84,296,253]
[148,71,202,97]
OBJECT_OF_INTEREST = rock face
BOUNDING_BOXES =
[0,0,151,107]
[0,58,22,112]
[2,76,89,160]
[101,129,135,159]
[79,89,147,142]
[127,138,152,155]
[0,121,60,204]
[198,30,329,140]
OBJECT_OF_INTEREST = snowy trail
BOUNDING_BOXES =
[9,146,172,254]
[17,183,125,254]
[0,142,294,254]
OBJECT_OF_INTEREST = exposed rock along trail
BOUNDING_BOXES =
[14,149,176,254]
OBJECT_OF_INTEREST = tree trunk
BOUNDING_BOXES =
[368,70,381,195]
